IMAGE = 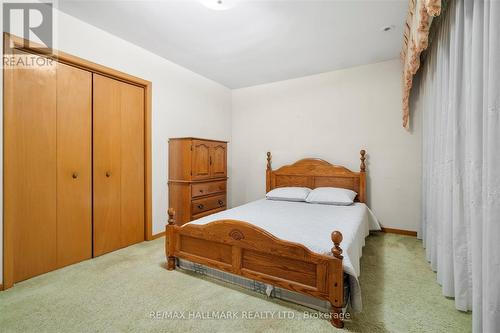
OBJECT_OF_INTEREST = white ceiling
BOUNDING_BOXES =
[58,0,408,89]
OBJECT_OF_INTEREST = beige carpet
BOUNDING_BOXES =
[0,233,471,332]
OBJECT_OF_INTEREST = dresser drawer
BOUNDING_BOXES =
[191,194,226,215]
[191,206,226,220]
[191,180,226,198]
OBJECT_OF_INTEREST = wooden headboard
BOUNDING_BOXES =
[266,150,367,203]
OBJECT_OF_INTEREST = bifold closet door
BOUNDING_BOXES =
[93,74,145,256]
[5,51,57,282]
[56,63,92,267]
[5,52,92,282]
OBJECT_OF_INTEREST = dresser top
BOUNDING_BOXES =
[168,137,228,143]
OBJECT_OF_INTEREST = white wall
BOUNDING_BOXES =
[0,9,232,283]
[231,59,422,231]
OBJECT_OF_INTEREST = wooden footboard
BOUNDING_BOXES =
[165,208,345,328]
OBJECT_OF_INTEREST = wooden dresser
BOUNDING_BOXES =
[168,138,228,225]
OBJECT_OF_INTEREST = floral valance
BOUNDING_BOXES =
[401,0,442,129]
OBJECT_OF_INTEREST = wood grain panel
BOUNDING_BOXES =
[275,175,312,188]
[93,74,122,256]
[168,183,192,225]
[179,235,232,264]
[210,142,227,178]
[191,194,226,215]
[5,50,57,282]
[56,62,92,267]
[191,140,211,180]
[168,139,192,181]
[242,249,317,287]
[314,176,357,190]
[191,180,227,198]
[120,82,145,247]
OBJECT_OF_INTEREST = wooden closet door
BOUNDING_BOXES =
[210,143,227,178]
[4,51,57,282]
[56,63,92,267]
[191,140,211,180]
[93,74,122,256]
[120,82,145,246]
[93,74,145,256]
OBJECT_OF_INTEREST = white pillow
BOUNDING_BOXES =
[266,187,311,202]
[306,187,357,206]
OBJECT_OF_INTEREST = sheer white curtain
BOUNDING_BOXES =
[413,0,499,331]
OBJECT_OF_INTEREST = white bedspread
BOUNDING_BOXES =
[188,199,381,312]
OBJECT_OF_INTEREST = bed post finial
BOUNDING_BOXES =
[331,231,343,260]
[360,149,366,172]
[330,230,345,329]
[166,208,176,270]
[266,152,272,193]
[168,208,175,225]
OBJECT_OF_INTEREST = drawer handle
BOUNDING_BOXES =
[218,200,224,206]
[72,172,79,179]
[197,204,204,210]
[199,189,204,193]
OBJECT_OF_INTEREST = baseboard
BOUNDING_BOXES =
[150,231,165,240]
[380,227,417,237]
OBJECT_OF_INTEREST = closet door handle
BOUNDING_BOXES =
[72,172,79,179]
[106,171,111,178]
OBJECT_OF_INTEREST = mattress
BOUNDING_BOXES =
[187,199,381,312]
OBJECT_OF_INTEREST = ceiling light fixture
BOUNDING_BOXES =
[199,0,238,11]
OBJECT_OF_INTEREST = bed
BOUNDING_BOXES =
[165,150,379,328]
